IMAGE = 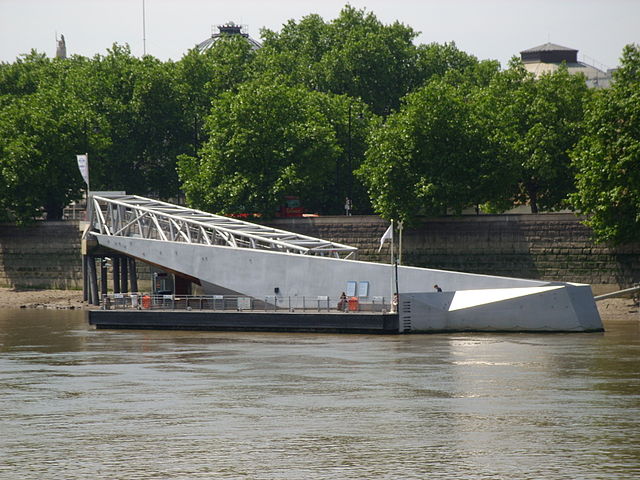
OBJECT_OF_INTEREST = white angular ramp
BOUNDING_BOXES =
[401,284,602,332]
[93,234,550,300]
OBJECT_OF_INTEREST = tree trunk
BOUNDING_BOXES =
[525,182,539,214]
[523,179,538,213]
[44,202,64,220]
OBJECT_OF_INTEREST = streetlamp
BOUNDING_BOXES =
[346,103,364,213]
[348,102,352,201]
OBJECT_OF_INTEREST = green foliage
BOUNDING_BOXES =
[3,7,634,231]
[257,6,421,115]
[176,36,257,154]
[0,50,50,97]
[178,81,373,216]
[482,62,590,212]
[414,42,488,85]
[570,44,640,243]
[0,70,105,221]
[357,77,510,222]
[78,45,188,197]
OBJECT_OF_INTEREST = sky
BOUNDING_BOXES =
[1,0,638,70]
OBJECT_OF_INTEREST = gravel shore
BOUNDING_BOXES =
[0,287,85,310]
[0,287,637,323]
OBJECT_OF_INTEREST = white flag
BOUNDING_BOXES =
[378,223,393,252]
[76,154,89,186]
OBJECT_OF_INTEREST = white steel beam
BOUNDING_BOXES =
[89,194,357,258]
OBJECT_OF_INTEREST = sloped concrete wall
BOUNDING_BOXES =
[265,214,640,291]
[2,214,639,291]
[94,234,550,303]
[402,284,602,332]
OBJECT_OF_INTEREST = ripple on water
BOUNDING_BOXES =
[0,309,639,479]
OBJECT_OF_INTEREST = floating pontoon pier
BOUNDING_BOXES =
[84,194,603,333]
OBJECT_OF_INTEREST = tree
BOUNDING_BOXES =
[482,61,590,213]
[414,42,487,86]
[0,76,105,221]
[357,77,510,222]
[570,44,640,243]
[177,81,371,216]
[0,50,51,98]
[257,6,419,115]
[77,45,188,198]
[256,13,331,89]
[257,9,499,117]
[0,44,199,222]
[175,36,257,155]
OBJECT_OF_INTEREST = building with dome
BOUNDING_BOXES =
[520,42,614,88]
[196,22,262,52]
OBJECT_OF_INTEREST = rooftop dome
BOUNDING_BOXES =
[196,21,262,52]
[519,42,612,89]
[520,42,578,64]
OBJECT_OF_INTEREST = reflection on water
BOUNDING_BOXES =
[1,309,639,479]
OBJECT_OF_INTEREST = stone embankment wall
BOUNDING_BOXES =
[1,215,639,292]
[266,214,640,292]
[0,222,154,291]
[0,222,84,289]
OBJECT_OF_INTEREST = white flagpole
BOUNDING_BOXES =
[396,221,402,308]
[83,153,90,221]
[390,219,395,309]
[86,152,91,222]
[85,152,90,194]
[142,0,147,56]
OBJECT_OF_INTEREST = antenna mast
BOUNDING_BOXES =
[142,0,147,56]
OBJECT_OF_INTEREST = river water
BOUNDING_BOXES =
[1,309,639,479]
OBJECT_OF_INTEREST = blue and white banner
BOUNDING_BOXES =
[76,154,89,186]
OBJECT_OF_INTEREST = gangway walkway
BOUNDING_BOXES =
[88,194,357,258]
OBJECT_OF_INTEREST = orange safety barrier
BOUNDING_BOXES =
[141,295,151,309]
[348,296,359,311]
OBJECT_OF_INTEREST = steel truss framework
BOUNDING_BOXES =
[89,194,357,258]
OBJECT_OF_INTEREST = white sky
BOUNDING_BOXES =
[1,0,638,70]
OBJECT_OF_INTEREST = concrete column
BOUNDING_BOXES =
[129,258,138,293]
[100,258,108,297]
[87,256,99,306]
[82,255,88,302]
[120,256,128,293]
[113,257,121,293]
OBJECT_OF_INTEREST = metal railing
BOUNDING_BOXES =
[593,285,640,301]
[89,194,358,259]
[101,293,388,313]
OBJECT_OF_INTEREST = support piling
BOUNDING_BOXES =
[87,256,99,306]
[113,257,121,293]
[129,258,138,293]
[100,258,108,297]
[121,256,128,293]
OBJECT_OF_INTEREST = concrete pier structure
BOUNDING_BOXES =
[84,194,603,333]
